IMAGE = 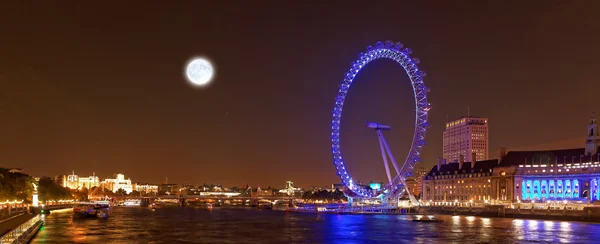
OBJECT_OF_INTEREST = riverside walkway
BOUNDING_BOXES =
[0,213,42,244]
[0,214,35,236]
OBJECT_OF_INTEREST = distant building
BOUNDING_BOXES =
[404,177,420,197]
[103,173,133,194]
[62,171,100,190]
[443,116,489,163]
[159,184,179,195]
[63,171,79,189]
[54,175,65,186]
[414,167,428,197]
[332,183,346,192]
[278,181,303,196]
[79,174,100,189]
[135,183,159,194]
[254,186,273,197]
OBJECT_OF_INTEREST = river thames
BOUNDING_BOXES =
[30,207,600,243]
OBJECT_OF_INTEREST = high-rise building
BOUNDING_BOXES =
[443,116,489,163]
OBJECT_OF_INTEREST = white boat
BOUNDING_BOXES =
[123,200,141,206]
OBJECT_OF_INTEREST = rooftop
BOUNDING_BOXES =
[425,147,600,178]
[426,159,498,177]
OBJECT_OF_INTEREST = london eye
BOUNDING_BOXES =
[330,40,431,203]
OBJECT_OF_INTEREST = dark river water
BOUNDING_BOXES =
[30,207,600,243]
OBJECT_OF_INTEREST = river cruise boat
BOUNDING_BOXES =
[73,201,111,218]
[123,200,141,206]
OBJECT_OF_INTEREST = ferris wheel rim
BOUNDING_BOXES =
[330,40,431,199]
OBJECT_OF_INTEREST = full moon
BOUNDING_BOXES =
[185,58,214,86]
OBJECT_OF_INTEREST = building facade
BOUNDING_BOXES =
[79,175,100,189]
[278,181,303,196]
[405,177,420,197]
[102,173,133,194]
[443,116,489,163]
[63,172,79,189]
[512,116,600,203]
[414,167,428,198]
[422,153,497,203]
[61,171,100,190]
[135,183,159,194]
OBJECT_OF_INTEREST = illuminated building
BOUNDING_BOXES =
[63,171,79,189]
[443,116,488,163]
[404,177,420,197]
[369,182,383,190]
[422,153,497,203]
[414,167,428,197]
[102,173,133,194]
[254,186,273,197]
[135,183,159,194]
[79,174,100,189]
[512,115,600,202]
[278,181,303,196]
[425,115,600,204]
[61,171,100,190]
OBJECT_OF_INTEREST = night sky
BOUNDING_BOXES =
[2,1,599,188]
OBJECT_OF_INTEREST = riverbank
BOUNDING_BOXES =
[282,205,600,222]
[422,205,600,222]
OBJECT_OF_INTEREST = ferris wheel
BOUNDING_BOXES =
[330,40,431,201]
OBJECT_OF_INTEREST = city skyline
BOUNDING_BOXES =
[2,1,599,187]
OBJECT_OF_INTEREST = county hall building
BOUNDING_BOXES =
[422,115,600,205]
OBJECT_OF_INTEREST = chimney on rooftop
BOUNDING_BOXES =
[472,152,477,168]
[437,158,442,171]
[497,147,507,164]
[459,155,464,169]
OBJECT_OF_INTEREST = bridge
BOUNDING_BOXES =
[105,194,298,207]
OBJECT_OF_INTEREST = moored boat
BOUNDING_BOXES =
[73,201,111,218]
[123,200,141,206]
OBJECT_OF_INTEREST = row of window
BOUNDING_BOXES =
[429,195,491,201]
[428,171,493,179]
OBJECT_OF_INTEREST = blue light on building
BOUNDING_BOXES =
[520,177,588,201]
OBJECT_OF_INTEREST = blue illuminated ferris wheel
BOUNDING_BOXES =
[330,40,431,200]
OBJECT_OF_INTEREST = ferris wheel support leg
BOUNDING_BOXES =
[377,132,393,184]
[378,130,402,176]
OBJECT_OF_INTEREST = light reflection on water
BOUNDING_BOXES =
[30,207,600,243]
